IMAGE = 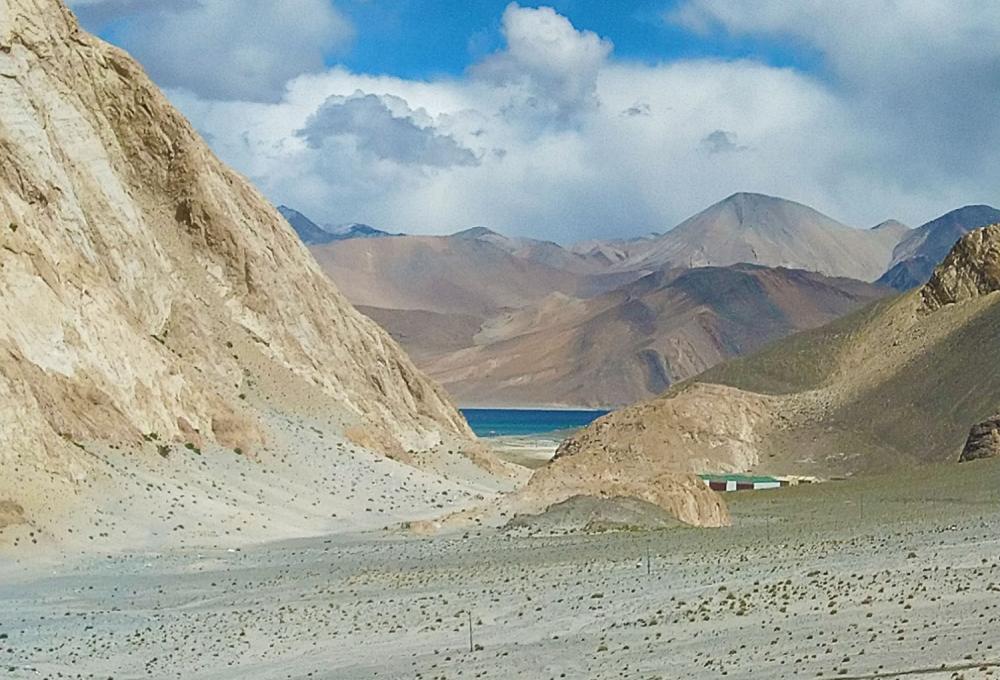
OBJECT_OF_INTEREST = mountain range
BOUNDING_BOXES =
[297,194,998,406]
[413,264,886,407]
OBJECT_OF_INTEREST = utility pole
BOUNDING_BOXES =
[646,542,651,577]
[468,610,473,653]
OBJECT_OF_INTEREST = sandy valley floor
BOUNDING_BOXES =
[2,459,1000,680]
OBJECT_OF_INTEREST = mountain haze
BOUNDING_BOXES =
[309,228,629,316]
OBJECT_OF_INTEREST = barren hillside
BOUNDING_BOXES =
[553,223,1000,484]
[419,264,889,407]
[0,0,502,546]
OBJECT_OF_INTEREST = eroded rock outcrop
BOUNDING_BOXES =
[921,223,1000,311]
[960,414,1000,462]
[553,383,778,474]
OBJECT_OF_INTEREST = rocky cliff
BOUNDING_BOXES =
[921,223,1000,310]
[0,0,472,532]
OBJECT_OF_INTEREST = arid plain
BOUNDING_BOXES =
[3,458,999,680]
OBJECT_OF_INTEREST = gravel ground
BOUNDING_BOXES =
[2,459,1000,679]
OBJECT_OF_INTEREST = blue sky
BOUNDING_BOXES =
[330,0,820,80]
[69,1,1000,241]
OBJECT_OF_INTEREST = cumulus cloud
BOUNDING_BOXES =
[472,3,613,127]
[96,1,1000,241]
[297,92,479,168]
[69,0,354,102]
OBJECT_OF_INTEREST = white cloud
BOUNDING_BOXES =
[69,0,354,102]
[472,3,613,128]
[669,0,1000,200]
[297,92,479,168]
[115,2,1000,241]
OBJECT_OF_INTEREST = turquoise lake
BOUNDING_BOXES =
[460,408,609,438]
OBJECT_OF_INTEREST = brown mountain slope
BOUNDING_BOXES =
[415,265,889,407]
[554,223,1000,483]
[0,0,490,540]
[619,193,906,281]
[310,228,627,316]
[356,306,484,362]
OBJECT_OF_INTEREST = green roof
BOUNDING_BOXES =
[699,474,781,483]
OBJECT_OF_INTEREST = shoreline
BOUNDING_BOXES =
[459,405,614,412]
[485,431,572,469]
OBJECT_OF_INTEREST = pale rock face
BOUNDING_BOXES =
[553,383,776,474]
[518,468,731,528]
[514,382,781,528]
[0,0,471,525]
[540,383,771,527]
[920,223,1000,311]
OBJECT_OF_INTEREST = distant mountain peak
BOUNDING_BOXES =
[330,223,397,238]
[871,219,910,232]
[278,206,398,244]
[277,205,333,245]
[722,191,783,203]
[451,226,503,239]
[620,192,901,281]
[704,192,833,225]
[945,204,999,216]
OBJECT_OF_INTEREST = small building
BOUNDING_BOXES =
[699,474,785,492]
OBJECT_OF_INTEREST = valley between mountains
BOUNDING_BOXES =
[3,0,999,552]
[5,2,1000,678]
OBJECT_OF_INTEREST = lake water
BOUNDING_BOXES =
[461,408,609,438]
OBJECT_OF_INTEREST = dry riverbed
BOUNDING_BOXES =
[2,460,1000,679]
